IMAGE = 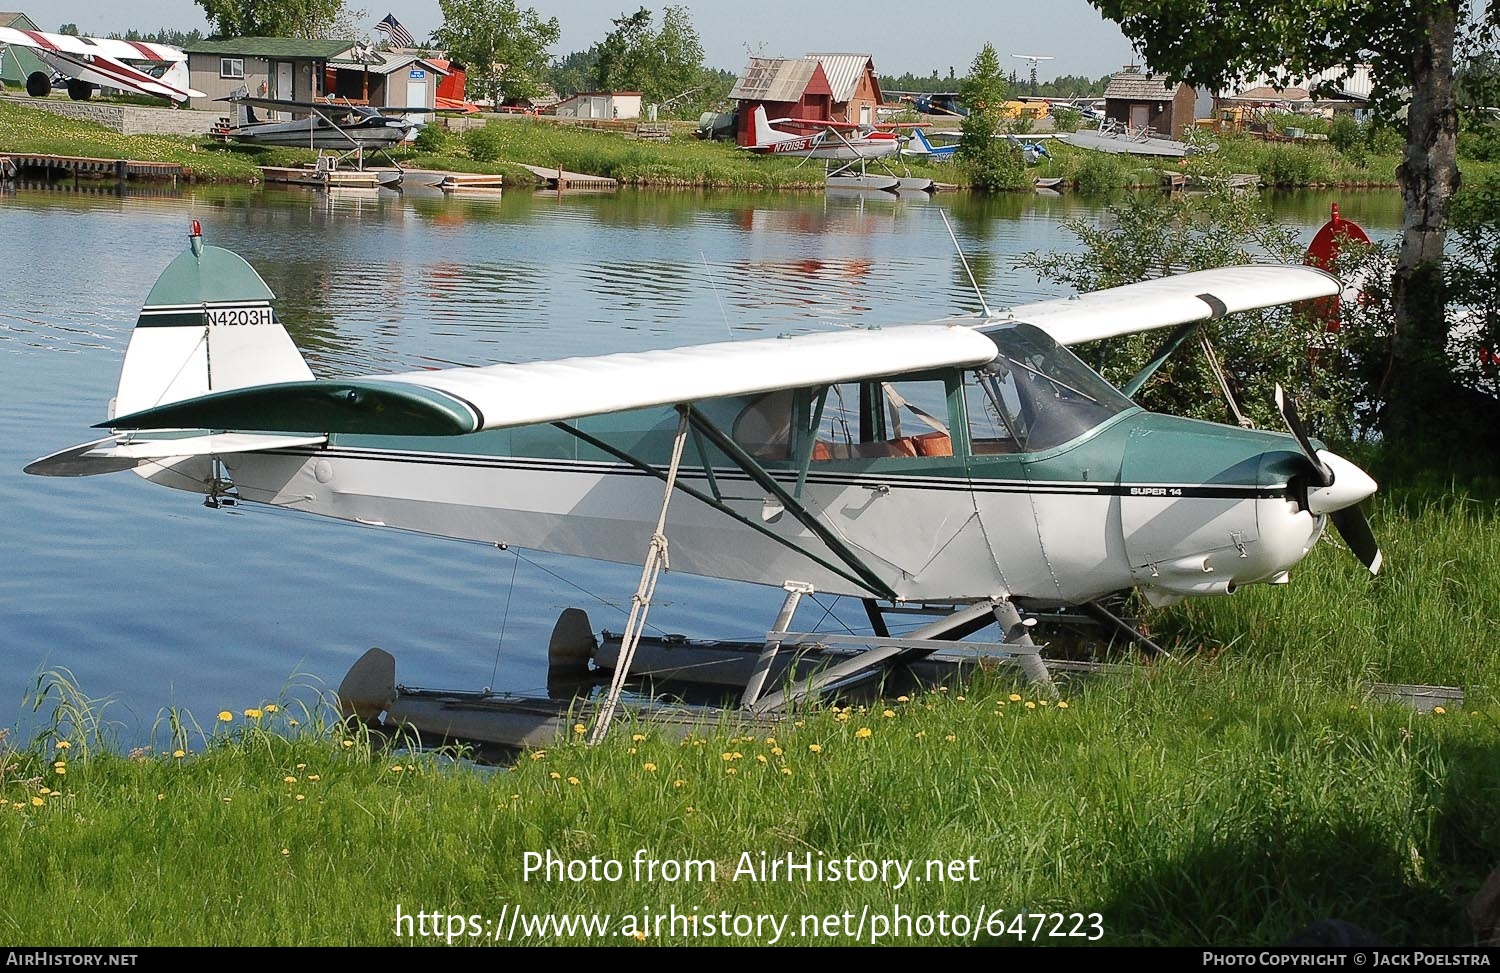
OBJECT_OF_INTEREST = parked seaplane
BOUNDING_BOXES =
[26,224,1380,730]
[743,105,903,161]
[219,89,426,151]
[0,26,201,103]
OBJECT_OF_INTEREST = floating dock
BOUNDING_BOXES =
[521,163,617,190]
[0,153,181,182]
[258,165,387,189]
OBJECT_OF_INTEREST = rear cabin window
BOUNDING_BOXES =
[220,58,245,79]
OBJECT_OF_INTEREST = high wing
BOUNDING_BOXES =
[219,92,434,115]
[102,325,1001,436]
[0,27,203,101]
[998,265,1341,346]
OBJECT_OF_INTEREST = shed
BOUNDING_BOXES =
[0,12,45,89]
[805,53,883,127]
[1103,68,1197,139]
[184,37,356,112]
[325,50,448,112]
[729,57,834,145]
[555,91,641,120]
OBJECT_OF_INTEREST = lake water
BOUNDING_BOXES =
[0,182,1404,745]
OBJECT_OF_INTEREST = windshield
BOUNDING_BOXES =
[969,322,1136,453]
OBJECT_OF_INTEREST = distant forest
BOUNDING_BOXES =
[879,70,1110,97]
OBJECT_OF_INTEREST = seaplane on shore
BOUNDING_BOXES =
[26,223,1380,740]
[0,26,201,103]
[218,89,426,152]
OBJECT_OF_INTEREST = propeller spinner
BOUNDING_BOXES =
[1274,384,1382,574]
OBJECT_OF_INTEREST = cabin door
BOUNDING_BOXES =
[274,61,293,119]
[1129,103,1150,131]
[405,70,426,122]
[859,104,872,126]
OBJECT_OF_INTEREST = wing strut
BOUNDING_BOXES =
[588,408,690,745]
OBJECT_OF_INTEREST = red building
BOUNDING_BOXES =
[728,57,834,145]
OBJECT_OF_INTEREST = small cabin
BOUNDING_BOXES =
[1103,68,1197,139]
[184,37,356,111]
[805,53,883,127]
[555,91,641,120]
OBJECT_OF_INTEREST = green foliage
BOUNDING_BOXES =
[1051,106,1083,133]
[958,43,1025,193]
[58,23,79,35]
[464,122,508,162]
[1023,186,1374,441]
[434,0,560,105]
[106,27,205,48]
[1442,181,1500,398]
[194,0,354,38]
[1068,148,1131,196]
[1259,143,1322,186]
[1329,114,1362,154]
[411,122,450,154]
[590,5,705,114]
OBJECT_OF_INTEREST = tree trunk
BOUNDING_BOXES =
[1384,0,1467,445]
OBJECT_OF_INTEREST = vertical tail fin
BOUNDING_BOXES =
[114,224,312,421]
[750,105,798,147]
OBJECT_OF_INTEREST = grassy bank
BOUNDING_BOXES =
[3,466,1498,947]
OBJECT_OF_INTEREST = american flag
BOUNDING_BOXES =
[374,13,414,49]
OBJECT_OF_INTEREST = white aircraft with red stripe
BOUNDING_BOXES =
[0,26,202,103]
[743,105,902,161]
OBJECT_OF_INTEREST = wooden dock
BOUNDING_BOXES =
[258,165,383,189]
[520,163,617,190]
[397,168,504,194]
[0,153,181,182]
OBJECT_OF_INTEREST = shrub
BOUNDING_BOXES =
[412,123,449,154]
[465,124,508,162]
[1051,107,1082,134]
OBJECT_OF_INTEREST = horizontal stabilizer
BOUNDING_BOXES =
[1000,265,1342,345]
[26,433,327,477]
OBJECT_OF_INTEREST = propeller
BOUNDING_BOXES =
[1273,384,1383,575]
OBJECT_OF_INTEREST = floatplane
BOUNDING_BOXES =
[744,106,937,194]
[27,223,1380,744]
[0,26,202,103]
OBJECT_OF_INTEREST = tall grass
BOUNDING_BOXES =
[3,474,1497,946]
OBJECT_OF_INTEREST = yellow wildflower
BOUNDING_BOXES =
[944,734,956,742]
[341,740,354,749]
[633,931,646,942]
[1009,693,1022,702]
[916,731,926,738]
[53,766,66,776]
[288,719,300,728]
[156,794,164,801]
[794,720,805,728]
[627,747,637,755]
[956,696,966,702]
[882,709,896,718]
[1057,701,1069,709]
[771,746,783,756]
[307,774,320,782]
[264,704,279,713]
[283,776,297,784]
[30,797,44,807]
[573,723,586,735]
[1434,706,1447,715]
[685,806,694,814]
[295,794,305,802]
[217,711,233,723]
[756,754,768,764]
[855,727,872,739]
[780,767,792,776]
[808,743,823,753]
[567,776,580,786]
[549,772,561,780]
[1025,701,1036,710]
[631,733,646,742]
[173,749,186,759]
[39,787,51,796]
[281,848,290,857]
[673,779,685,788]
[643,763,657,772]
[725,768,738,776]
[55,740,71,751]
[296,763,306,770]
[390,765,404,773]
[896,695,910,703]
[244,708,263,719]
[938,686,948,693]
[530,750,547,760]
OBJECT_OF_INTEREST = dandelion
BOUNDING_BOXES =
[406,764,415,772]
[1040,700,1050,706]
[780,767,792,776]
[244,708,263,719]
[156,794,165,801]
[673,779,685,788]
[295,794,305,802]
[835,711,850,722]
[808,743,823,753]
[756,754,768,764]
[1009,693,1021,702]
[725,768,738,776]
[288,719,300,728]
[307,775,320,782]
[956,696,966,702]
[281,848,290,857]
[1434,706,1447,715]
[223,797,232,803]
[685,807,695,814]
[30,797,44,807]
[549,772,561,780]
[341,740,354,749]
[283,776,298,784]
[1057,701,1069,709]
[944,734,956,742]
[627,747,637,755]
[567,777,580,786]
[390,765,404,774]
[916,731,926,738]
[938,686,949,693]
[794,720,805,728]
[771,746,783,756]
[264,704,279,714]
[897,695,910,703]
[573,723,586,736]
[173,749,186,759]
[296,763,306,770]
[633,931,646,942]
[530,751,547,760]
[1025,701,1036,710]
[631,733,646,742]
[883,709,895,718]
[55,740,71,751]
[218,711,233,723]
[855,727,872,739]
[764,736,777,746]
[54,767,66,776]
[643,763,657,772]
[39,787,51,796]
